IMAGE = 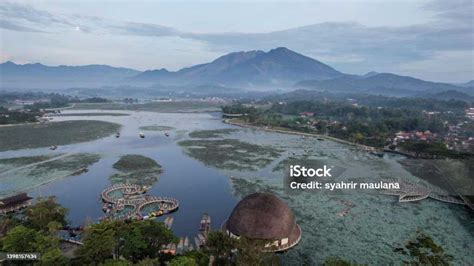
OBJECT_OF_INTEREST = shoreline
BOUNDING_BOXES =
[223,118,377,152]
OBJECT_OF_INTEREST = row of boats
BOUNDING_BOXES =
[162,213,211,255]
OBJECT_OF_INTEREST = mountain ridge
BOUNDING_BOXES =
[1,48,472,96]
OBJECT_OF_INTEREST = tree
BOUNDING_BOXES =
[203,231,237,264]
[169,256,198,266]
[25,197,68,231]
[76,219,178,264]
[1,225,68,265]
[1,225,40,252]
[75,220,118,264]
[235,237,278,266]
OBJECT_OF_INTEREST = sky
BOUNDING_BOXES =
[0,0,473,83]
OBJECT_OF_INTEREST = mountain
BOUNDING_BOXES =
[133,47,343,86]
[0,61,141,89]
[456,80,474,87]
[295,73,473,96]
[362,71,379,78]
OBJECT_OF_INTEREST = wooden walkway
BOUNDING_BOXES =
[381,179,467,206]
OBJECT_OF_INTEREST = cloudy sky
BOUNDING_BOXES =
[0,0,473,82]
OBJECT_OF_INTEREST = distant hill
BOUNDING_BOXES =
[456,80,474,87]
[421,90,474,102]
[133,47,343,86]
[0,61,140,89]
[1,48,472,97]
[295,73,473,97]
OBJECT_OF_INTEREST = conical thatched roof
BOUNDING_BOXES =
[225,192,297,240]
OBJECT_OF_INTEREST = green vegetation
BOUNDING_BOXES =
[0,197,69,265]
[0,106,42,125]
[110,155,162,186]
[395,231,453,265]
[0,120,120,151]
[76,219,177,264]
[223,96,472,148]
[28,153,100,176]
[0,154,59,173]
[399,140,473,159]
[179,139,282,171]
[0,153,101,197]
[139,125,175,131]
[188,128,238,138]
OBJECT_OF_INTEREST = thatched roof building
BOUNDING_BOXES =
[223,192,301,252]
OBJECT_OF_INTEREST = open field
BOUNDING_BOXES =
[71,101,222,113]
[0,120,121,151]
[110,154,162,186]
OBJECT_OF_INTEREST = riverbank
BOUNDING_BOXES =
[223,118,377,152]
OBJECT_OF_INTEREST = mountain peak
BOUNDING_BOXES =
[363,71,379,78]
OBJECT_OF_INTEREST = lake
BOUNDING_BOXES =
[0,109,472,265]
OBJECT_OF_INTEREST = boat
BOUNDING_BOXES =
[164,216,174,229]
[199,213,211,233]
[194,237,201,250]
[49,145,57,150]
[139,132,145,138]
[165,132,170,137]
[370,151,384,158]
[115,132,120,138]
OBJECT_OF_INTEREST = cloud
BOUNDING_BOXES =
[0,0,472,81]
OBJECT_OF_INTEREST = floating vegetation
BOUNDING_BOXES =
[0,154,60,173]
[56,112,130,117]
[188,128,238,138]
[0,153,101,197]
[28,153,100,176]
[139,125,175,131]
[0,120,121,151]
[394,231,453,265]
[109,155,162,186]
[71,101,221,112]
[179,139,282,171]
[230,177,280,199]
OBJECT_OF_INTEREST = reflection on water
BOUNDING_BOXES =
[0,109,472,264]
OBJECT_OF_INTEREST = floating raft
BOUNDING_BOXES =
[101,184,179,220]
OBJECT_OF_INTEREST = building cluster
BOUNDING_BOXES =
[466,107,474,120]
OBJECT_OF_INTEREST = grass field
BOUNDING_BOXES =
[71,101,222,113]
[0,120,121,151]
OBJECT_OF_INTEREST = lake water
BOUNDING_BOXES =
[0,109,472,265]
